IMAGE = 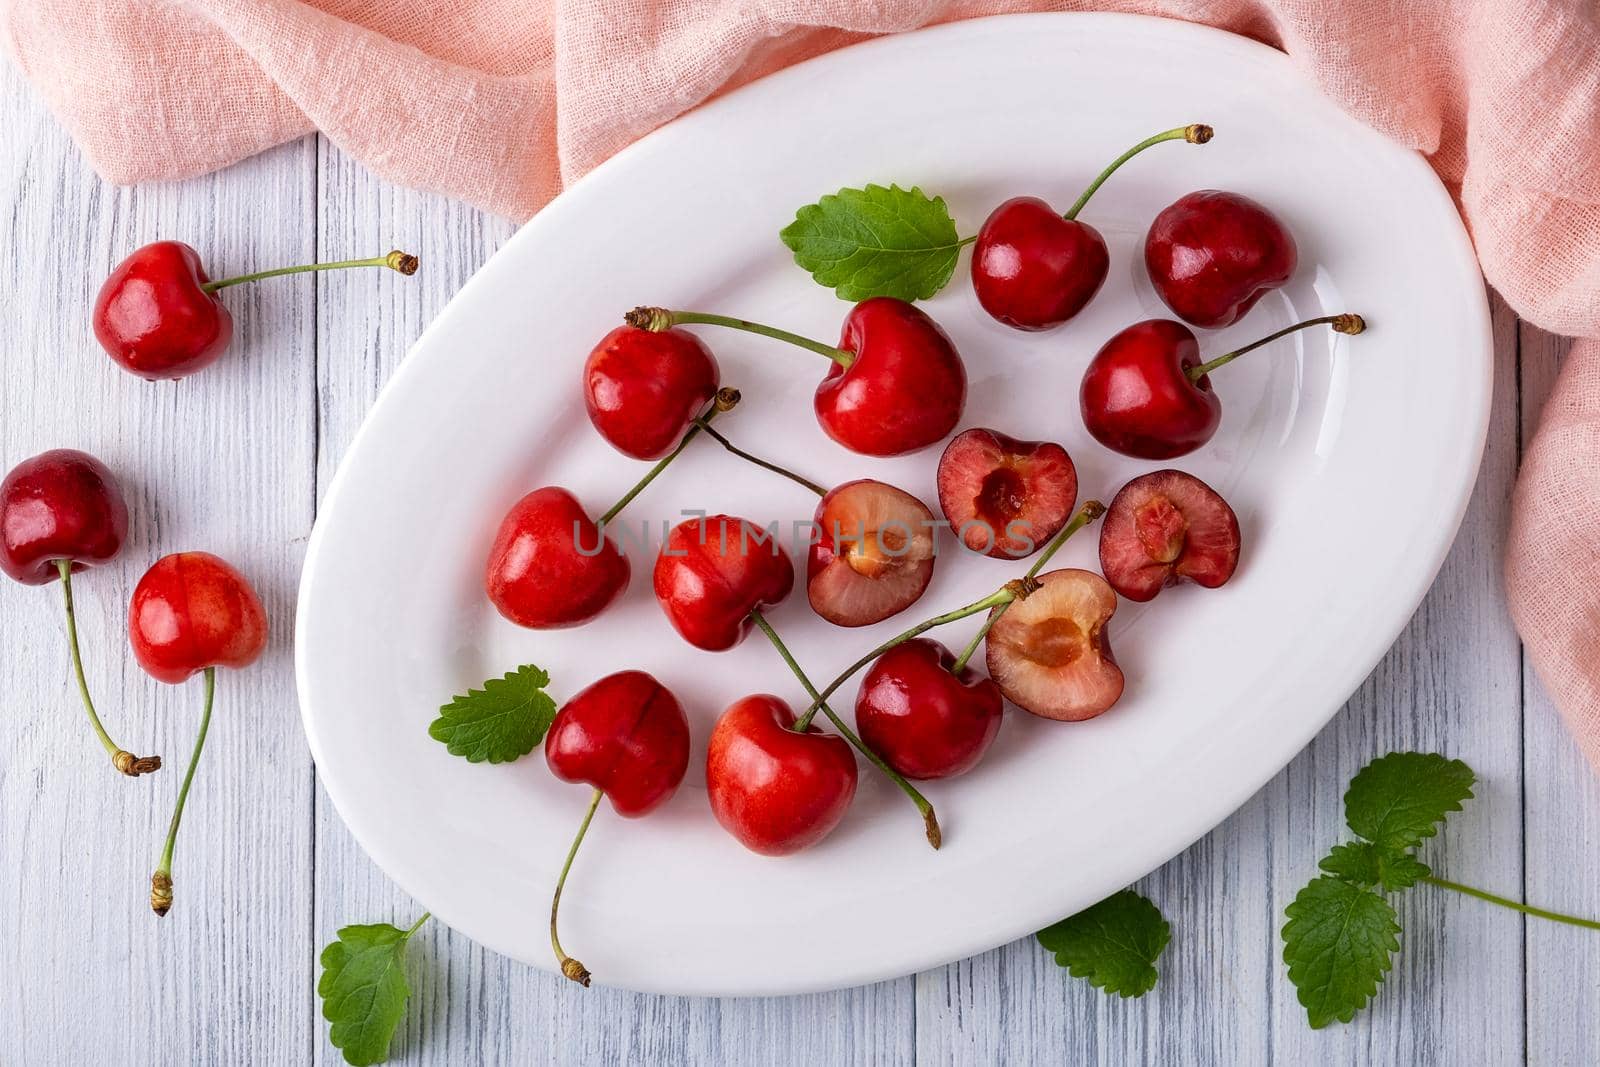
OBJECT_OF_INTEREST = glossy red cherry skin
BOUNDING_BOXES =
[584,325,720,460]
[652,515,794,651]
[545,670,690,816]
[485,487,629,629]
[93,241,233,380]
[1080,319,1219,460]
[971,197,1110,331]
[1145,191,1298,329]
[855,638,1003,780]
[815,298,966,457]
[0,449,129,585]
[129,552,268,684]
[706,694,857,856]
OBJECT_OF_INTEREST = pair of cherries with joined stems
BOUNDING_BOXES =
[0,449,267,915]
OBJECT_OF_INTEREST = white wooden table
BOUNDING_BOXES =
[2,60,1597,1065]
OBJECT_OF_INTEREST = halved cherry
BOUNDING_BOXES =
[807,479,936,627]
[936,428,1076,559]
[1099,470,1240,602]
[984,568,1123,721]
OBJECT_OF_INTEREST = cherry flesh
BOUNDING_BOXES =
[855,637,1003,780]
[485,487,630,629]
[984,568,1123,722]
[584,325,720,460]
[653,515,795,651]
[937,428,1077,559]
[1145,190,1297,328]
[706,694,858,856]
[1100,470,1241,602]
[0,449,128,584]
[972,125,1211,331]
[807,479,936,627]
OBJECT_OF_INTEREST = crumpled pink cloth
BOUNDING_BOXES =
[6,1,1600,767]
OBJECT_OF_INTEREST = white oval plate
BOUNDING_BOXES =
[298,13,1490,996]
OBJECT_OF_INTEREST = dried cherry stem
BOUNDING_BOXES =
[201,250,418,293]
[691,419,827,497]
[56,560,160,777]
[600,388,741,524]
[1423,876,1600,930]
[1188,313,1366,382]
[799,500,1106,721]
[627,307,854,368]
[750,610,941,850]
[550,787,603,987]
[150,666,215,916]
[1064,124,1212,220]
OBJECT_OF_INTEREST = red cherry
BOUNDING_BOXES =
[807,479,936,627]
[129,552,268,684]
[1145,190,1297,328]
[485,487,630,629]
[1081,314,1366,460]
[545,670,691,816]
[0,449,128,584]
[855,638,1003,779]
[972,198,1108,331]
[706,694,857,856]
[936,428,1077,559]
[584,325,720,460]
[652,514,794,651]
[1100,470,1241,602]
[94,242,417,380]
[985,568,1123,722]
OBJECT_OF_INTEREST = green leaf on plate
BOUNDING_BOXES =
[1282,876,1400,1028]
[319,918,427,1066]
[429,663,556,763]
[1343,751,1475,852]
[1036,888,1171,998]
[780,184,964,301]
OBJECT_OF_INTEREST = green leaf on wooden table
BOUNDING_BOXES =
[1282,876,1400,1029]
[429,663,556,763]
[319,917,428,1066]
[1320,841,1431,892]
[1036,889,1171,998]
[780,184,964,301]
[1343,751,1476,852]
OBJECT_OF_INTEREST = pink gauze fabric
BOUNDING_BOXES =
[5,1,1600,767]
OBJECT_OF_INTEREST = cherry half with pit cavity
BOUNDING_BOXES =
[0,448,158,776]
[808,479,936,627]
[1100,470,1241,602]
[130,551,268,915]
[973,124,1212,331]
[937,428,1077,559]
[584,324,719,460]
[545,670,690,986]
[1080,313,1366,460]
[984,568,1124,722]
[627,297,966,456]
[94,241,418,380]
[855,637,1003,780]
[1145,190,1298,328]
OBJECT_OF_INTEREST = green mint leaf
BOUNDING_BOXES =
[429,664,556,763]
[780,184,963,301]
[1282,876,1400,1028]
[1320,841,1431,892]
[319,919,425,1066]
[1036,889,1171,998]
[1344,751,1475,852]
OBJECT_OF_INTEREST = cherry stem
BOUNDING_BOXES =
[751,610,941,850]
[626,307,854,368]
[1423,876,1600,930]
[1188,313,1367,382]
[56,560,160,777]
[801,500,1107,716]
[150,666,215,916]
[691,419,827,497]
[550,786,603,986]
[1064,124,1212,221]
[201,250,418,293]
[600,388,741,524]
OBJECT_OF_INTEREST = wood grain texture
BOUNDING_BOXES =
[1,59,1596,1064]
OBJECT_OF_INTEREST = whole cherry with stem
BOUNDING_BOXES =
[585,323,720,460]
[854,637,1003,780]
[94,241,419,380]
[627,297,966,457]
[130,551,268,915]
[0,449,159,776]
[486,388,740,629]
[1081,313,1367,460]
[545,670,690,985]
[972,124,1212,331]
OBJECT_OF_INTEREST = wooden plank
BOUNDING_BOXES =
[1518,324,1600,1066]
[0,63,316,1063]
[307,137,915,1065]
